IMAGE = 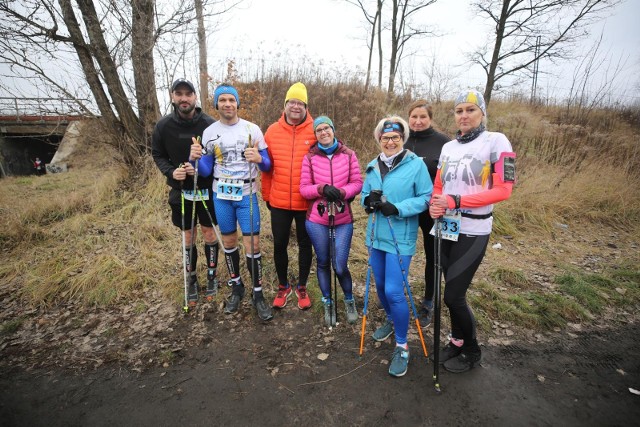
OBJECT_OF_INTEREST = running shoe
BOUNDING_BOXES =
[295,285,311,310]
[272,284,292,308]
[389,346,409,377]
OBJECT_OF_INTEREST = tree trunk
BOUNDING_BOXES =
[131,0,159,151]
[377,0,383,90]
[195,0,209,114]
[364,11,377,92]
[484,0,510,106]
[387,0,399,95]
[58,0,120,134]
[76,0,142,145]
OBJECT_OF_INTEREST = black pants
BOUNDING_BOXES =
[441,233,489,345]
[270,207,312,287]
[418,211,436,302]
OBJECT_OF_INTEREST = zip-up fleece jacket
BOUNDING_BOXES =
[299,141,363,226]
[151,107,215,205]
[262,112,315,211]
[361,150,432,256]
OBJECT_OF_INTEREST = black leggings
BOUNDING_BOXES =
[441,233,489,345]
[418,211,436,301]
[270,207,312,287]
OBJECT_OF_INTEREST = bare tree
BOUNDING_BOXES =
[344,0,438,95]
[194,0,210,114]
[387,0,437,95]
[344,0,383,91]
[0,0,241,163]
[75,0,144,144]
[131,0,160,141]
[471,0,621,105]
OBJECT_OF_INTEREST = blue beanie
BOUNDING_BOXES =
[213,84,240,109]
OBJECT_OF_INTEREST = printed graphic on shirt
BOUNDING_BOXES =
[437,131,512,235]
[202,119,266,181]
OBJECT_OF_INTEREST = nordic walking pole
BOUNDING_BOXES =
[180,182,189,313]
[247,130,255,285]
[433,217,443,393]
[328,201,337,326]
[187,137,201,298]
[197,189,224,244]
[359,209,377,356]
[382,198,428,358]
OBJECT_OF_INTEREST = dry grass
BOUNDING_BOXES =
[1,83,639,335]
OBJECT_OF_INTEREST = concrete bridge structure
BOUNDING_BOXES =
[0,97,90,177]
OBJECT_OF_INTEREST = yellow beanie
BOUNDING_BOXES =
[285,82,308,107]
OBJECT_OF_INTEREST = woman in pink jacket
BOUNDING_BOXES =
[300,116,363,327]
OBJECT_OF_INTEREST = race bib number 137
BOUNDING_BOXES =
[216,179,243,201]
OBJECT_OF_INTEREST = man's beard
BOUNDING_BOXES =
[176,103,195,115]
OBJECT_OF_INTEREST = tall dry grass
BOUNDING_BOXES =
[1,75,639,323]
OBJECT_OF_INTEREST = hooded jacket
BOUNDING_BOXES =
[262,112,315,211]
[361,150,432,256]
[151,107,215,204]
[299,140,363,226]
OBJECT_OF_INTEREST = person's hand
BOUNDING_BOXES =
[379,201,399,217]
[430,194,450,209]
[364,190,383,213]
[429,203,445,219]
[173,164,187,181]
[182,162,195,176]
[189,137,202,161]
[323,185,341,202]
[244,146,261,163]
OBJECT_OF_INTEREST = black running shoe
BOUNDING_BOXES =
[253,294,273,321]
[417,304,432,327]
[432,341,463,365]
[443,349,482,373]
[224,284,245,314]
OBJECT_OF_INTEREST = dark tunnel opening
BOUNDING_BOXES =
[0,133,61,177]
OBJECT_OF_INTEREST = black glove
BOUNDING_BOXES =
[379,201,399,217]
[323,185,342,202]
[364,190,383,213]
[266,202,272,211]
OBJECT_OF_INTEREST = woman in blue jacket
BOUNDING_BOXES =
[361,116,432,377]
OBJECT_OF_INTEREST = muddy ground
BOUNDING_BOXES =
[1,297,638,427]
[1,219,639,426]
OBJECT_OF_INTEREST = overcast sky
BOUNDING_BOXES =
[205,0,639,104]
[1,0,638,110]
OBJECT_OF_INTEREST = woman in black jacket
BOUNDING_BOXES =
[404,100,450,327]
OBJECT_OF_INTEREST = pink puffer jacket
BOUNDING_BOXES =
[299,141,363,226]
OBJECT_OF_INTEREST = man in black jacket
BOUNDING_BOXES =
[152,78,219,307]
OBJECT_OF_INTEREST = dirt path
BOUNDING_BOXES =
[1,306,638,427]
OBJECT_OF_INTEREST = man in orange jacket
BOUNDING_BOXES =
[262,82,315,310]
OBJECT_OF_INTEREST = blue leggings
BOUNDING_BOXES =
[370,248,412,346]
[305,221,354,300]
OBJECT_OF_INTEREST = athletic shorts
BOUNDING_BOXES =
[170,192,217,230]
[214,192,260,236]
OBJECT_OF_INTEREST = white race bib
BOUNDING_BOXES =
[430,211,461,242]
[216,178,243,201]
[183,189,209,201]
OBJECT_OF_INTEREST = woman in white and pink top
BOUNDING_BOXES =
[430,89,516,374]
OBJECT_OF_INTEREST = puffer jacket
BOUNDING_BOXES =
[361,150,432,256]
[299,141,363,226]
[262,112,315,211]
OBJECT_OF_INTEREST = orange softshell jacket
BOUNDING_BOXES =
[262,112,315,211]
